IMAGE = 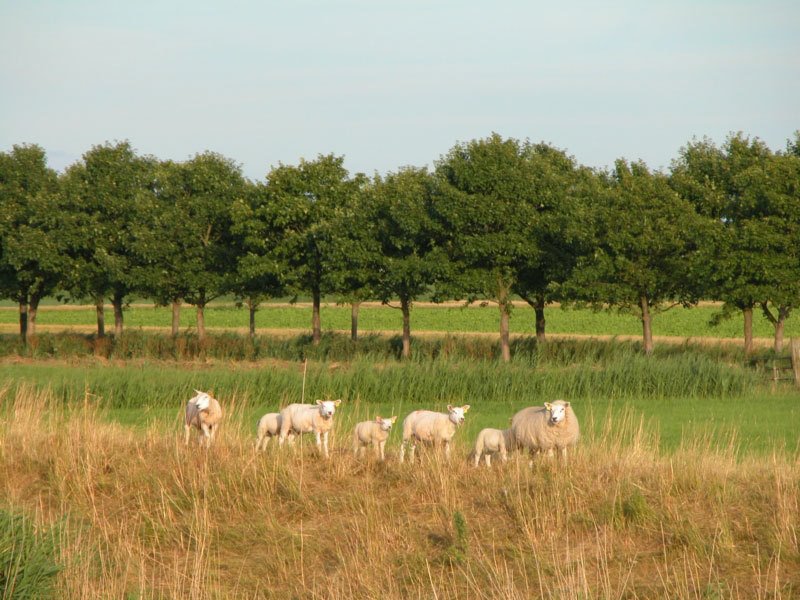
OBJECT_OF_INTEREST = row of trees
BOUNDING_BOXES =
[1,132,799,359]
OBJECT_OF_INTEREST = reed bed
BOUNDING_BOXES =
[1,386,798,598]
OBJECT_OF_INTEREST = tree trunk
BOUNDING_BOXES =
[401,298,411,359]
[171,300,181,338]
[534,294,546,343]
[312,289,321,345]
[499,303,511,363]
[249,300,256,339]
[640,295,653,356]
[196,304,206,341]
[18,299,28,344]
[351,302,360,342]
[743,306,753,355]
[95,296,105,338]
[775,318,785,354]
[112,291,124,337]
[28,295,40,341]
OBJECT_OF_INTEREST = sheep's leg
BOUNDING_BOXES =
[444,441,451,459]
[379,440,386,461]
[485,453,491,467]
[473,452,480,468]
[399,440,406,463]
[500,447,508,463]
[278,418,291,447]
[408,441,416,462]
[545,448,555,459]
[201,423,212,448]
[184,425,191,446]
[560,447,568,461]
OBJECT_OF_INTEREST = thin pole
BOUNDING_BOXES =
[301,358,308,403]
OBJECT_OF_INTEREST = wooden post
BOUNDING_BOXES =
[791,338,800,387]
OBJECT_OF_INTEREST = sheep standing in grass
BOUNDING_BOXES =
[184,390,223,448]
[352,416,397,461]
[510,400,579,461]
[472,427,513,467]
[399,405,470,463]
[278,399,342,459]
[255,412,295,451]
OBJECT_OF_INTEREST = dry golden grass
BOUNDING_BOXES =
[1,386,798,599]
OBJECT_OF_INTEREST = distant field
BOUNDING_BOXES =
[0,301,794,340]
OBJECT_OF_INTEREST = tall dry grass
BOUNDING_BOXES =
[1,386,798,598]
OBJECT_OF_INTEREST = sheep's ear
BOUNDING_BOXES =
[447,404,454,412]
[390,416,398,423]
[334,399,342,407]
[462,405,471,413]
[564,402,570,408]
[316,399,323,406]
[544,402,552,410]
[375,415,382,422]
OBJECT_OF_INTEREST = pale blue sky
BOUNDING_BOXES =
[1,0,798,180]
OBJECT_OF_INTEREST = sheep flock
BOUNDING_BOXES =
[185,390,580,466]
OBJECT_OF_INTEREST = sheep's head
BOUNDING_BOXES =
[544,400,570,425]
[316,399,342,420]
[375,415,397,431]
[447,404,470,426]
[191,390,214,411]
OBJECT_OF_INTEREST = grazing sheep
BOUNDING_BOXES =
[184,390,223,448]
[255,412,295,451]
[278,399,342,459]
[352,416,398,461]
[472,427,513,467]
[399,405,470,463]
[510,400,579,461]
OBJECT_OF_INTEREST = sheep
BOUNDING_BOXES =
[399,405,470,463]
[472,427,513,467]
[510,400,579,461]
[184,390,223,448]
[255,412,295,451]
[278,399,342,459]
[352,416,398,461]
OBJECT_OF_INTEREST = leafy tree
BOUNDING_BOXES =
[265,154,363,345]
[229,180,285,338]
[136,154,245,340]
[0,144,63,342]
[434,134,543,362]
[370,167,447,358]
[671,133,800,352]
[566,160,703,355]
[510,143,597,342]
[60,141,157,337]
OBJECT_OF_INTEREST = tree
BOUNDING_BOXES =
[265,154,363,345]
[510,143,597,342]
[566,160,703,355]
[370,167,447,358]
[671,133,800,353]
[136,154,245,340]
[61,141,157,337]
[229,180,285,338]
[0,144,63,342]
[434,134,543,362]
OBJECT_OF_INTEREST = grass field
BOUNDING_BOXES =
[1,310,799,597]
[0,301,795,340]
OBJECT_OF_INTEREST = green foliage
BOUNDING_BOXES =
[0,510,62,599]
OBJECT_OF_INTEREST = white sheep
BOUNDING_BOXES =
[278,399,342,459]
[352,416,398,461]
[472,427,513,467]
[184,390,223,448]
[255,412,295,451]
[510,400,580,461]
[399,405,470,463]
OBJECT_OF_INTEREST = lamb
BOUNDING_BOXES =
[399,405,470,463]
[278,399,342,459]
[472,427,513,467]
[184,390,223,448]
[510,400,579,460]
[255,412,295,451]
[352,416,398,461]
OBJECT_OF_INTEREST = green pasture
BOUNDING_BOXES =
[0,301,796,339]
[2,358,798,456]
